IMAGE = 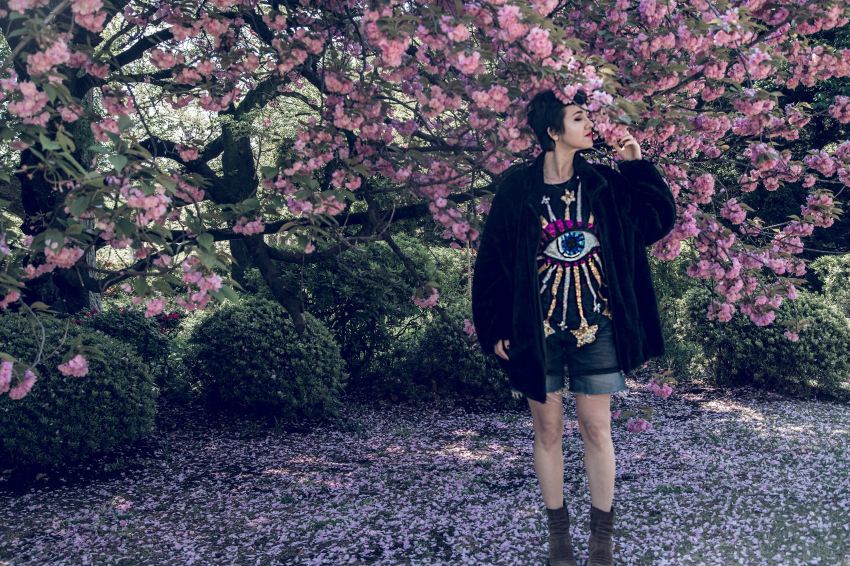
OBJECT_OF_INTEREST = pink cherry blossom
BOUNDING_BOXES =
[0,360,12,394]
[0,290,20,310]
[144,297,166,318]
[58,354,89,377]
[625,417,652,433]
[8,369,37,400]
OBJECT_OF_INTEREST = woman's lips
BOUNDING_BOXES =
[585,132,593,137]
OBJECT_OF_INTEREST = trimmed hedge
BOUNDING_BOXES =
[361,302,516,407]
[0,314,157,466]
[184,297,347,419]
[673,286,850,397]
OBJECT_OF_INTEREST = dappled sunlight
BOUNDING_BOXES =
[701,399,767,421]
[432,442,492,462]
[2,390,849,564]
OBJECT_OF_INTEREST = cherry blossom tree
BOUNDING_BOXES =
[1,0,849,399]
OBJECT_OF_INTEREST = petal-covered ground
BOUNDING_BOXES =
[1,380,849,565]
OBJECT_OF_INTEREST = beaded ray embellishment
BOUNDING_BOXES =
[537,175,612,343]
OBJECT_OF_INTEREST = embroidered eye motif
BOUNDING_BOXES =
[543,230,600,262]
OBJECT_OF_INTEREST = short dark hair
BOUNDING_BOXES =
[527,89,588,152]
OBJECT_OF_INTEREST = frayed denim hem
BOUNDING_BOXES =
[511,385,629,400]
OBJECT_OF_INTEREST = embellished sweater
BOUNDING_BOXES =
[537,174,612,346]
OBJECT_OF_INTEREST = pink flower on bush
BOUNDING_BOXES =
[0,290,21,310]
[412,286,439,308]
[453,51,482,75]
[497,5,527,42]
[828,95,850,124]
[8,0,48,13]
[233,216,265,235]
[145,297,166,318]
[58,354,89,377]
[463,318,476,337]
[44,239,85,269]
[176,144,199,161]
[784,329,800,342]
[525,27,553,59]
[71,0,105,27]
[0,360,13,394]
[26,38,71,75]
[379,37,411,68]
[8,369,37,400]
[720,197,747,225]
[7,81,49,118]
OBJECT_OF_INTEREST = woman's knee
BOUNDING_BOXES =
[577,418,611,445]
[534,421,564,450]
[528,392,564,449]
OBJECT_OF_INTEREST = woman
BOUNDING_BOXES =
[471,89,677,565]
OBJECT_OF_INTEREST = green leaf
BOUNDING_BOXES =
[38,133,60,151]
[65,223,84,236]
[108,154,128,172]
[156,175,177,190]
[196,233,214,250]
[214,284,240,302]
[152,278,175,294]
[56,130,76,152]
[43,83,58,103]
[43,229,65,250]
[88,144,111,154]
[240,197,261,212]
[68,195,92,218]
[260,166,279,179]
[197,250,225,269]
[118,115,134,131]
[131,278,151,296]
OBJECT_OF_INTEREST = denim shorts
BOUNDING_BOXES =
[512,315,629,400]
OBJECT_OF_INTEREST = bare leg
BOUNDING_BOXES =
[575,393,615,512]
[527,391,566,509]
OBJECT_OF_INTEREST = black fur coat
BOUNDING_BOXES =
[471,151,677,403]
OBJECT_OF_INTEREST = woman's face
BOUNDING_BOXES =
[548,104,594,151]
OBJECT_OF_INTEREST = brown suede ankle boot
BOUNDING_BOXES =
[545,504,578,566]
[587,504,615,565]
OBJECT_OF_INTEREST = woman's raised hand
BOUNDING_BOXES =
[616,132,642,161]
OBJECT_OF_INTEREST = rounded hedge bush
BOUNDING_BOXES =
[81,307,170,379]
[0,313,158,467]
[362,301,516,407]
[184,297,348,419]
[80,306,195,402]
[673,286,850,397]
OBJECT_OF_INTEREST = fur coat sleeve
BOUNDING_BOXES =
[471,176,517,355]
[602,159,677,245]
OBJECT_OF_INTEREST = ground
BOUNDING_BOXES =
[1,378,848,565]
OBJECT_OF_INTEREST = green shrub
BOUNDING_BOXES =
[0,314,157,467]
[810,253,850,319]
[362,300,516,407]
[649,242,704,378]
[184,297,347,419]
[80,306,195,403]
[673,285,850,398]
[81,306,169,377]
[237,234,472,392]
